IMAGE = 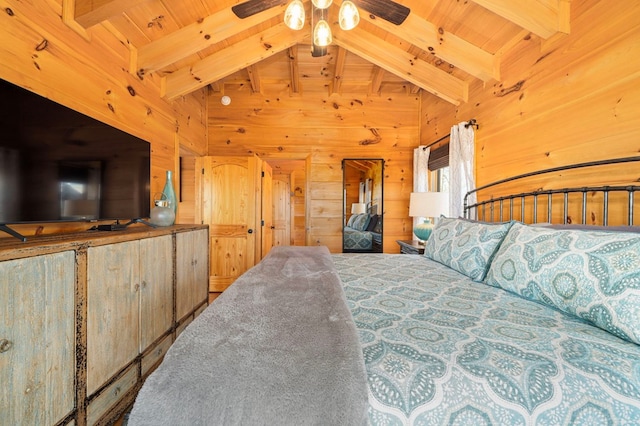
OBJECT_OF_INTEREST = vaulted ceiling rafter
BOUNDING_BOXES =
[370,66,385,95]
[332,47,347,95]
[246,64,262,93]
[162,23,308,100]
[333,27,468,104]
[469,0,571,39]
[132,4,288,76]
[333,0,499,82]
[288,46,300,94]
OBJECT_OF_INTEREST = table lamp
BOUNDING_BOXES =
[351,203,367,214]
[409,192,449,242]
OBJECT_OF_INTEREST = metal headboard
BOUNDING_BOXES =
[464,156,640,226]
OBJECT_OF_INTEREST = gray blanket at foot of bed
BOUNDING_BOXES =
[128,246,368,425]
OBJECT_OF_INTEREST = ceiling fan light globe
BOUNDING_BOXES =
[339,1,359,30]
[313,19,332,46]
[311,0,332,9]
[284,0,305,30]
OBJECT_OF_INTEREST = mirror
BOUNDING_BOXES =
[342,159,384,253]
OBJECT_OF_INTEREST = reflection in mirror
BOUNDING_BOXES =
[342,159,384,253]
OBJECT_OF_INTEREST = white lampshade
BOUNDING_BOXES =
[409,192,449,241]
[313,19,332,46]
[409,192,449,218]
[312,0,333,9]
[351,203,367,214]
[339,1,359,30]
[284,0,305,30]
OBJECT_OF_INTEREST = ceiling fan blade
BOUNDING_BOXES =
[353,0,410,25]
[232,0,287,19]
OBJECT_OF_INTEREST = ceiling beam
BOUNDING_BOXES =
[246,64,262,93]
[162,23,307,100]
[370,67,385,95]
[133,4,288,75]
[332,47,347,95]
[72,0,151,28]
[287,47,300,94]
[469,0,570,39]
[345,2,499,82]
[333,27,468,105]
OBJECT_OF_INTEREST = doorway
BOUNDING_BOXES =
[266,159,308,247]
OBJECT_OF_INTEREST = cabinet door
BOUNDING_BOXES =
[176,229,209,320]
[139,235,173,351]
[87,241,140,395]
[0,251,75,424]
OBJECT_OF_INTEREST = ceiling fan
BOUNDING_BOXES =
[232,0,410,26]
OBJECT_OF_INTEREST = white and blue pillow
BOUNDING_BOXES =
[485,222,640,345]
[350,213,371,231]
[423,217,514,281]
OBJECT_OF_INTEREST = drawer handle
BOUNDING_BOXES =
[0,339,12,353]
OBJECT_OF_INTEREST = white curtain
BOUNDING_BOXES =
[413,146,430,193]
[412,146,430,235]
[449,122,476,218]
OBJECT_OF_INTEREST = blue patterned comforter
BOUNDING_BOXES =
[344,227,375,250]
[332,253,640,425]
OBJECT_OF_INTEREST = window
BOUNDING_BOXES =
[431,167,449,192]
[428,143,449,192]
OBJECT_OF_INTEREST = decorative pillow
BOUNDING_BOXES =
[346,213,359,228]
[485,222,640,344]
[351,213,371,231]
[423,217,514,281]
[365,215,379,232]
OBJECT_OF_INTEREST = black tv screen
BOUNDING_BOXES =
[0,79,150,224]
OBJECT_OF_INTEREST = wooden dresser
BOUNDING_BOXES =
[0,224,209,425]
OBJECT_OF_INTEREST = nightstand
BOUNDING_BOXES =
[396,240,425,255]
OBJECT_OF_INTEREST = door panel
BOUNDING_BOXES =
[196,156,260,292]
[272,178,291,246]
[261,162,273,256]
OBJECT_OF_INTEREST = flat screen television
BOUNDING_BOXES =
[0,79,151,233]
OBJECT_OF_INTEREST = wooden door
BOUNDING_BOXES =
[175,229,209,319]
[196,156,261,292]
[87,241,140,395]
[273,177,291,246]
[0,252,75,424]
[139,235,173,352]
[262,161,274,256]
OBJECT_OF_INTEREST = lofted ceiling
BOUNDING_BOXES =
[63,0,570,105]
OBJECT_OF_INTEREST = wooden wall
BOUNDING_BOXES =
[0,0,207,237]
[420,0,640,224]
[208,88,419,253]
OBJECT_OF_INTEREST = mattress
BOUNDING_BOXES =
[332,253,640,425]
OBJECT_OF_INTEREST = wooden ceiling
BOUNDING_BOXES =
[63,0,570,104]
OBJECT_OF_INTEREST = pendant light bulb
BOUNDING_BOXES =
[311,0,332,9]
[284,0,305,31]
[338,1,359,30]
[313,19,332,47]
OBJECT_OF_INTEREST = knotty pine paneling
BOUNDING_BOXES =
[0,0,207,237]
[209,91,420,252]
[420,0,640,225]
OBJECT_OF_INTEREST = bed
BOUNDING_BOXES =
[344,213,382,252]
[129,158,640,425]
